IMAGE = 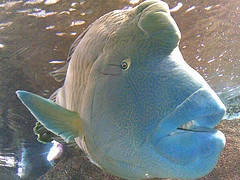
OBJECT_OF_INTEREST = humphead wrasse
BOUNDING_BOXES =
[16,0,226,179]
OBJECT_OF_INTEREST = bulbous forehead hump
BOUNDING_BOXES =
[136,0,170,15]
[136,0,181,47]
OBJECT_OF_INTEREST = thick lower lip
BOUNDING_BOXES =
[155,127,226,165]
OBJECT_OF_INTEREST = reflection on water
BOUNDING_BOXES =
[166,0,240,120]
[0,0,239,179]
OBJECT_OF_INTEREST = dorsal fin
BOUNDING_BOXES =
[49,27,91,82]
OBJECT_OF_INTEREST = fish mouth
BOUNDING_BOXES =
[151,87,226,140]
[173,121,215,135]
[150,87,226,165]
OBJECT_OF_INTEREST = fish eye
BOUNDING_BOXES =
[121,58,131,71]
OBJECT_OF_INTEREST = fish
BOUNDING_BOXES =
[16,0,226,179]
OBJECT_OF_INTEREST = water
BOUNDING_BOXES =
[0,0,239,179]
[169,0,240,120]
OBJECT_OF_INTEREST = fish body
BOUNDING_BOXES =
[16,0,226,179]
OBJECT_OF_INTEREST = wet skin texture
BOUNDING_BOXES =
[16,0,226,179]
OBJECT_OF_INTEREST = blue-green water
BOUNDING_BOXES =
[0,0,239,179]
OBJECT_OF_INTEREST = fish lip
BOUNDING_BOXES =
[154,126,226,167]
[150,86,226,167]
[149,87,226,143]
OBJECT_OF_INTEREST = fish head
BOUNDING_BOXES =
[76,0,226,179]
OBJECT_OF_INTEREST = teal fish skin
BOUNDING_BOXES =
[17,0,226,179]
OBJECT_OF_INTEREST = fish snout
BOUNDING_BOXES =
[151,87,226,141]
[180,87,226,129]
[148,87,226,177]
[136,0,181,47]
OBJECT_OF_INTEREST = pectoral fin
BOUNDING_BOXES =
[16,90,82,143]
